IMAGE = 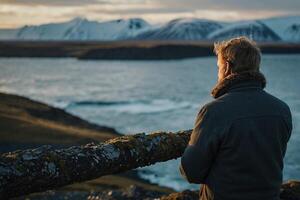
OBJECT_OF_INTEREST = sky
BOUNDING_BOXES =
[0,0,300,28]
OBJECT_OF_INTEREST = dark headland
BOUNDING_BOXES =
[0,92,174,199]
[0,40,300,60]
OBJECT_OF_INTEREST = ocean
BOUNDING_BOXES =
[0,55,299,191]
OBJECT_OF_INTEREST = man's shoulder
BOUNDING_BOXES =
[200,96,231,114]
[197,98,231,121]
[252,90,292,120]
[263,90,291,111]
[262,91,293,127]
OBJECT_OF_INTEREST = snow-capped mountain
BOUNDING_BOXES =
[208,20,281,42]
[133,15,299,42]
[134,18,223,40]
[0,15,299,42]
[262,16,300,42]
[1,17,150,41]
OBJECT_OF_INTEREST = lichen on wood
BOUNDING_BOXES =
[0,129,192,199]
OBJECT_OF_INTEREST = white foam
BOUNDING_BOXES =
[70,99,194,114]
[138,159,199,191]
[110,99,192,114]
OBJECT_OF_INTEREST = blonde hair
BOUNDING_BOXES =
[214,36,261,73]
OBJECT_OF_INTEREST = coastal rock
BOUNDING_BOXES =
[160,181,300,200]
[15,185,164,200]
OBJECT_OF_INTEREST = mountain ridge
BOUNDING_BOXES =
[0,16,299,42]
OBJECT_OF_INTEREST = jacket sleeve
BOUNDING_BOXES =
[179,106,222,184]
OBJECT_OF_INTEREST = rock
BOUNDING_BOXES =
[280,180,300,200]
[161,190,199,200]
[160,181,300,200]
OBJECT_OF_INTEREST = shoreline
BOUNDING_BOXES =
[0,40,299,60]
[0,92,175,198]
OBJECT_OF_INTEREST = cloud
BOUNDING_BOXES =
[0,0,299,28]
[0,0,148,6]
[155,0,300,12]
[2,0,300,10]
[0,0,104,6]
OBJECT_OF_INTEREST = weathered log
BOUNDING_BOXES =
[0,129,192,199]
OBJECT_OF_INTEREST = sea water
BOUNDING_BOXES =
[0,55,299,191]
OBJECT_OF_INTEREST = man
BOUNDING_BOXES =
[179,36,293,200]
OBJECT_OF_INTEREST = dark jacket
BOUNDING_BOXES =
[179,71,293,200]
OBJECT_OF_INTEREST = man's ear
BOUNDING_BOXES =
[225,61,232,75]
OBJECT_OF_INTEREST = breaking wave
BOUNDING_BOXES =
[66,99,194,114]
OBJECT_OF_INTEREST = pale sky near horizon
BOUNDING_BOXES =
[0,0,300,28]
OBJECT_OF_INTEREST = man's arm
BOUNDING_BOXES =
[179,106,222,184]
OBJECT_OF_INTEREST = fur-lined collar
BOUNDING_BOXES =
[211,71,266,98]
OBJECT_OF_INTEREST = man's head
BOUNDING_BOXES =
[214,36,261,82]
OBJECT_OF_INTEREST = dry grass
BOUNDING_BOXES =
[0,92,117,146]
